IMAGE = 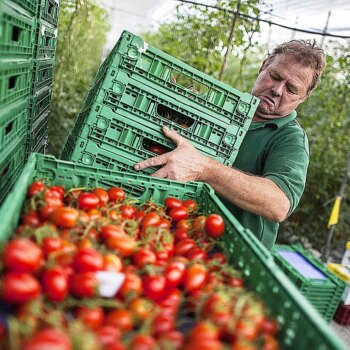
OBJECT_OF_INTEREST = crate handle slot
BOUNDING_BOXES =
[142,138,172,155]
[156,104,194,128]
[11,26,21,42]
[5,121,14,136]
[8,76,18,90]
[170,71,208,96]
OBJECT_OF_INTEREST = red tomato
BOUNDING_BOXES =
[96,325,121,347]
[48,185,65,199]
[183,263,208,293]
[93,188,109,206]
[176,219,191,231]
[158,218,171,229]
[158,330,184,350]
[132,248,156,267]
[261,317,278,336]
[27,181,45,197]
[151,312,175,335]
[142,275,167,302]
[42,266,68,302]
[189,321,220,341]
[164,197,183,210]
[120,205,137,219]
[205,214,225,238]
[4,238,43,273]
[106,235,136,256]
[70,272,97,298]
[174,238,196,256]
[168,206,189,222]
[22,211,40,226]
[118,272,143,299]
[174,228,189,241]
[141,212,161,228]
[150,145,167,155]
[49,207,79,228]
[101,224,126,240]
[42,237,63,257]
[186,247,207,261]
[134,210,146,224]
[208,252,227,264]
[77,192,100,210]
[130,297,153,321]
[192,215,206,232]
[73,248,103,272]
[165,261,185,288]
[76,306,104,330]
[182,199,197,211]
[2,273,41,304]
[105,309,133,332]
[108,187,125,202]
[130,334,156,350]
[158,288,182,314]
[21,328,71,350]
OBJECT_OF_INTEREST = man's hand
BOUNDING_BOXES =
[134,126,209,182]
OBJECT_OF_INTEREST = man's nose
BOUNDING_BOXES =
[271,81,284,96]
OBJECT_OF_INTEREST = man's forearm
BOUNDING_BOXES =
[201,158,290,222]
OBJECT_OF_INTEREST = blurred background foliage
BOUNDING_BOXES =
[50,0,349,255]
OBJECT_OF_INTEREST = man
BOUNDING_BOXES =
[134,40,326,250]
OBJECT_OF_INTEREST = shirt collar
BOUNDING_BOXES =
[249,111,297,130]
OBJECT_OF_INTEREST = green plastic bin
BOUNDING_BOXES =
[0,153,347,350]
[272,244,346,323]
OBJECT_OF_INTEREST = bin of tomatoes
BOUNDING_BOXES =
[0,180,279,350]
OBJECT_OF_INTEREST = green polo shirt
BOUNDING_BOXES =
[221,111,309,250]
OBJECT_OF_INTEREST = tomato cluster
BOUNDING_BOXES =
[0,181,279,350]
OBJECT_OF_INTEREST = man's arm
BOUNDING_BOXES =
[135,127,290,222]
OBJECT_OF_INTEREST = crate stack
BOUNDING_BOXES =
[0,0,37,200]
[26,0,59,155]
[0,0,59,201]
[61,30,259,174]
[272,244,346,323]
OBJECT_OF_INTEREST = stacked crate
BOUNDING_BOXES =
[61,30,259,174]
[26,0,59,155]
[0,0,37,200]
[272,244,346,323]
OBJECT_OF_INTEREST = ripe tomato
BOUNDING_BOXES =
[208,252,227,264]
[143,275,167,302]
[50,207,79,228]
[93,188,109,206]
[158,330,184,350]
[130,334,156,350]
[42,266,68,302]
[47,185,65,199]
[105,309,133,332]
[106,235,136,256]
[261,317,278,336]
[141,212,161,228]
[192,215,206,232]
[132,248,156,267]
[120,205,137,219]
[21,328,71,350]
[96,326,121,347]
[150,144,167,155]
[118,272,143,299]
[2,272,41,304]
[70,272,97,298]
[101,224,126,239]
[76,306,104,330]
[42,237,63,257]
[108,187,125,202]
[77,192,100,211]
[158,288,182,314]
[174,238,196,256]
[174,228,189,241]
[22,211,40,226]
[27,181,45,197]
[186,247,207,261]
[165,261,185,288]
[205,214,225,238]
[164,197,182,210]
[73,248,103,272]
[183,263,208,293]
[182,199,197,211]
[151,312,175,335]
[4,238,43,273]
[189,321,220,341]
[168,206,189,222]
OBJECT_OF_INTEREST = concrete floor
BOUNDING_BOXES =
[331,321,350,348]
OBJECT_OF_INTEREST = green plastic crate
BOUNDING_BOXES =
[11,0,38,16]
[26,110,49,154]
[31,58,55,92]
[0,136,26,201]
[0,0,36,59]
[34,19,58,59]
[272,244,346,323]
[39,0,59,26]
[0,59,33,108]
[0,99,28,158]
[63,30,259,168]
[0,153,347,350]
[29,84,52,121]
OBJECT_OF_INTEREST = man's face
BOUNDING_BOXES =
[251,54,314,121]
